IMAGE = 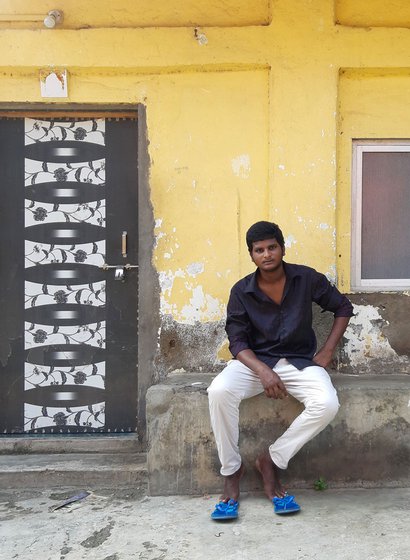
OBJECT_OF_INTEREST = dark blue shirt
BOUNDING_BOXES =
[226,262,354,370]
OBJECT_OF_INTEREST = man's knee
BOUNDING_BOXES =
[310,391,340,423]
[207,376,229,404]
[320,392,340,422]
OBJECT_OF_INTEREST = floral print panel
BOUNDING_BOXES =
[25,280,106,308]
[25,321,106,349]
[25,241,105,267]
[24,362,105,390]
[25,402,105,432]
[25,199,106,228]
[24,118,107,433]
[25,118,105,146]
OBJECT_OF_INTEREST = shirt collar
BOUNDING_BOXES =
[244,261,301,294]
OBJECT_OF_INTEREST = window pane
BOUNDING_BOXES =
[362,151,410,279]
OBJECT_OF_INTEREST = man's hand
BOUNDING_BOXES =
[236,349,288,399]
[313,347,334,368]
[259,369,288,399]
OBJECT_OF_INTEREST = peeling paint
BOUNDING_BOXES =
[194,28,208,46]
[186,262,204,277]
[217,338,231,362]
[180,285,224,324]
[159,266,224,324]
[158,268,185,315]
[154,218,166,248]
[319,223,329,230]
[343,304,399,368]
[285,235,297,248]
[231,154,251,178]
[325,264,336,284]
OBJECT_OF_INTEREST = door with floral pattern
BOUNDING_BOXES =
[0,113,139,434]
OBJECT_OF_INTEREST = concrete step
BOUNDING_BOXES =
[0,452,147,490]
[0,433,142,455]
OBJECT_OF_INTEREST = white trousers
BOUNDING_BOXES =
[207,358,339,475]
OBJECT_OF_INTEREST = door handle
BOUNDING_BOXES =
[100,263,138,270]
[100,263,138,281]
[122,231,127,258]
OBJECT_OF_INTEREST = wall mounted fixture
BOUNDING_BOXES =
[0,10,64,28]
[43,10,64,28]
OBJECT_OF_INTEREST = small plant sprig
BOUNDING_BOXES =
[314,476,328,491]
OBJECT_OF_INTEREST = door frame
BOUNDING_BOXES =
[0,103,158,444]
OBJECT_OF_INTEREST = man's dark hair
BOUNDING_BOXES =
[246,221,285,252]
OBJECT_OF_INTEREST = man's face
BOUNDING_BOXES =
[250,238,285,272]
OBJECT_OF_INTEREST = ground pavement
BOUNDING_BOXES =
[0,487,408,560]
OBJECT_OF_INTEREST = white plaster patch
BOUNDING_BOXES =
[278,164,285,170]
[325,265,336,284]
[194,28,208,46]
[186,262,204,277]
[158,269,185,316]
[285,235,297,248]
[231,154,251,179]
[154,219,166,248]
[319,223,329,230]
[343,304,398,367]
[216,269,232,279]
[180,285,224,325]
[159,267,224,323]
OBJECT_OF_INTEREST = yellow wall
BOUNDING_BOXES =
[2,0,410,326]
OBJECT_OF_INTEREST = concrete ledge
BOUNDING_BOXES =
[0,434,141,455]
[147,373,410,495]
[0,452,147,489]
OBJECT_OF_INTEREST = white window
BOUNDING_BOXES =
[352,141,410,291]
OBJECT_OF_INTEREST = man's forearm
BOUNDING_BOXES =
[314,315,350,367]
[322,316,350,352]
[235,349,288,399]
[236,348,273,376]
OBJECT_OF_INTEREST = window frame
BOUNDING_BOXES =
[351,140,410,292]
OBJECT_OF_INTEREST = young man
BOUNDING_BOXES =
[208,221,353,519]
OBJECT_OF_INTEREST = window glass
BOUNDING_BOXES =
[352,143,410,290]
[362,151,410,279]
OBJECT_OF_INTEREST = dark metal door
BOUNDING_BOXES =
[0,114,139,433]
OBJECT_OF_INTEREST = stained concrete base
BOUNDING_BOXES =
[0,452,147,489]
[147,373,410,495]
[0,434,147,490]
[0,487,409,560]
